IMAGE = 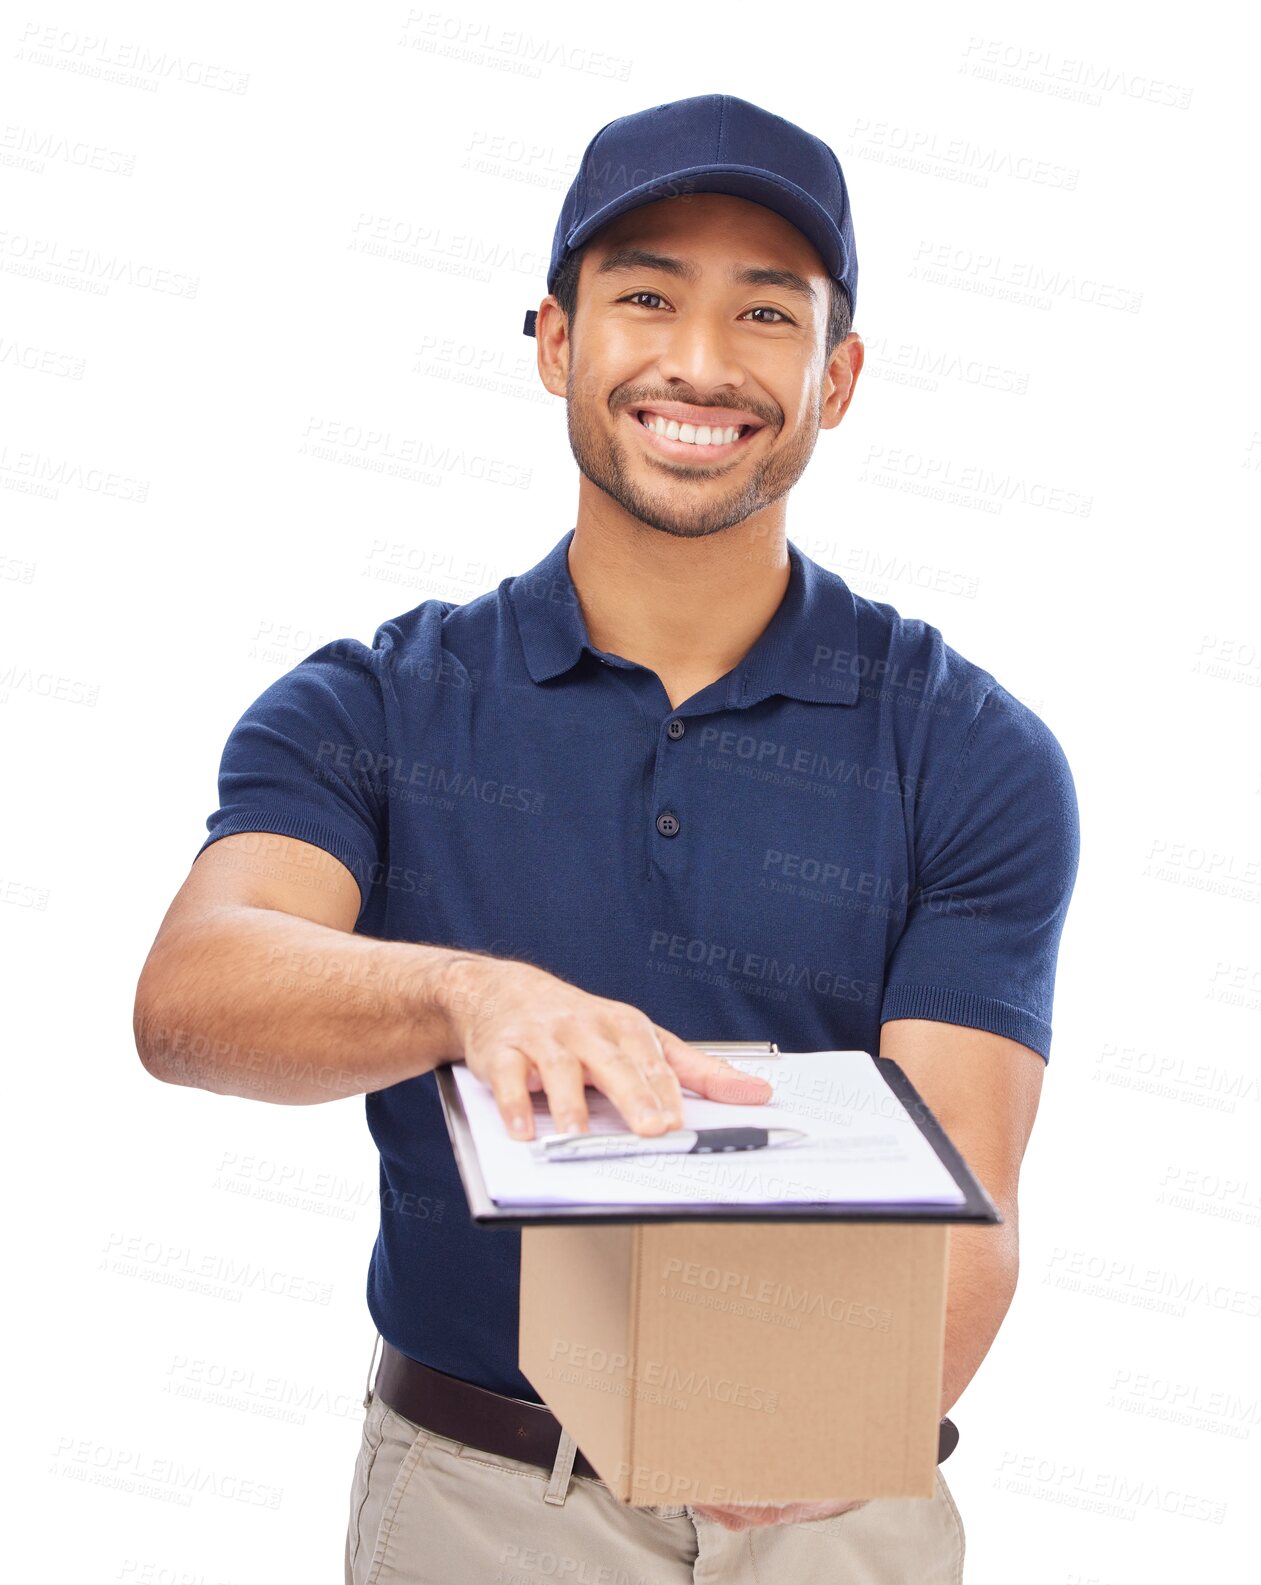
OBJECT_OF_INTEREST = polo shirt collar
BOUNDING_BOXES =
[508,528,860,709]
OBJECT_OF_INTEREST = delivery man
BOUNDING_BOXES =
[135,92,1079,1583]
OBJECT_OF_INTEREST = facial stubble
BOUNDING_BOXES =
[565,359,822,541]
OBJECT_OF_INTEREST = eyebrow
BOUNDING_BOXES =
[592,246,819,307]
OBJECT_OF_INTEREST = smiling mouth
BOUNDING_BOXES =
[627,407,765,460]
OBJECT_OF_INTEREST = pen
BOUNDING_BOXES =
[536,1126,806,1163]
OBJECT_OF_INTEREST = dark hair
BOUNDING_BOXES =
[550,240,853,354]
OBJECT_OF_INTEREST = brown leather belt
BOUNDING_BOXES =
[373,1341,958,1486]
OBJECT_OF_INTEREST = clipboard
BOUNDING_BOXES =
[435,1042,1002,1228]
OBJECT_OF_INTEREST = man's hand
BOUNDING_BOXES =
[692,1497,870,1532]
[449,958,772,1137]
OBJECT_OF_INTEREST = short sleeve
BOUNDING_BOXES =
[880,686,1080,1062]
[196,637,387,912]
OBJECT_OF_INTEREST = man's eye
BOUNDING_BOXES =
[616,294,793,325]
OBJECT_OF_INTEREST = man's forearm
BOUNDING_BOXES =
[134,905,498,1105]
[939,1217,1020,1419]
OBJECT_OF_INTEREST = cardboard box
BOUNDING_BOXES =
[519,1218,950,1507]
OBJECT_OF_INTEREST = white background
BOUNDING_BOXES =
[3,2,1258,1580]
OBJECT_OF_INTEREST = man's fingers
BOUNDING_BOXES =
[491,1043,594,1137]
[485,1047,535,1139]
[531,1044,592,1136]
[483,1028,684,1140]
[475,1006,771,1143]
[573,1032,680,1134]
[618,1024,684,1128]
[694,1504,776,1531]
[693,1506,752,1532]
[694,1496,868,1531]
[656,1030,774,1104]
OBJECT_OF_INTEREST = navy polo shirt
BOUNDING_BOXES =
[197,527,1079,1400]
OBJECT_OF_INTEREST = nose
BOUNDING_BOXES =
[655,308,746,399]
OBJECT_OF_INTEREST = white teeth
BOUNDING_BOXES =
[638,412,745,446]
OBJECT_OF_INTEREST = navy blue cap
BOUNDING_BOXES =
[522,93,857,337]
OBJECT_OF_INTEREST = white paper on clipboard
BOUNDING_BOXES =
[449,1049,966,1209]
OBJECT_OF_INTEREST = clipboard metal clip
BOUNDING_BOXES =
[685,1041,780,1059]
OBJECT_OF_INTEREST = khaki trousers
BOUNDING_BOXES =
[344,1338,966,1584]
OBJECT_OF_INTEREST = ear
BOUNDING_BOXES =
[535,297,571,401]
[819,332,864,431]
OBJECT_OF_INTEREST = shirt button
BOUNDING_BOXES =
[655,811,680,838]
[666,718,685,740]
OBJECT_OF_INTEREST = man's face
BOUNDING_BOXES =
[556,192,851,540]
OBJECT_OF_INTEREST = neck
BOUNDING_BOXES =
[566,487,792,696]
